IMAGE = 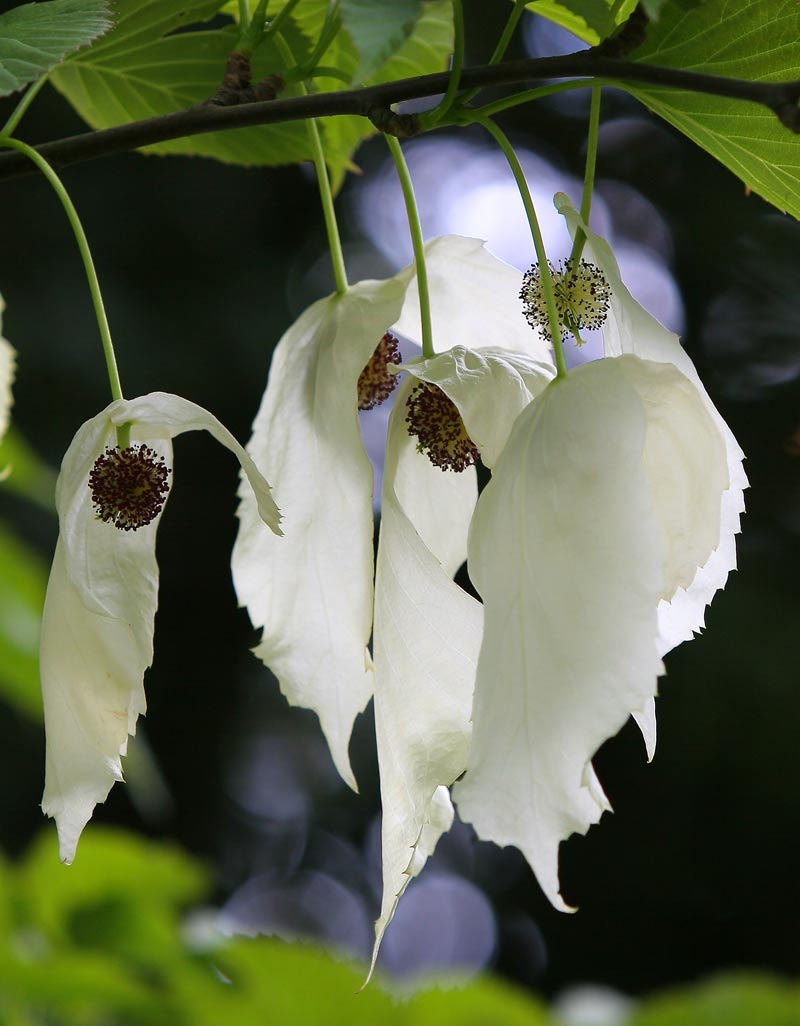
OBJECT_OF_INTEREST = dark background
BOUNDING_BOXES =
[0,0,799,1002]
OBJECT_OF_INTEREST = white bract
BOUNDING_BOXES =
[233,211,744,959]
[232,238,555,969]
[0,296,16,451]
[453,195,745,909]
[40,392,280,865]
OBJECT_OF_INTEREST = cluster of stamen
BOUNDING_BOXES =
[520,258,612,344]
[405,382,479,472]
[357,332,401,410]
[88,444,171,531]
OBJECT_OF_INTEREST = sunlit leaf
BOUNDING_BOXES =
[629,973,800,1026]
[0,427,57,511]
[0,521,46,722]
[320,0,454,191]
[341,0,424,81]
[50,0,313,167]
[521,0,636,46]
[0,0,113,98]
[626,0,800,219]
[20,829,209,939]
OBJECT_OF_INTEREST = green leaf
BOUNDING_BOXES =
[0,521,46,722]
[20,829,209,941]
[0,0,113,98]
[341,0,424,82]
[407,977,551,1025]
[0,427,58,512]
[629,973,800,1026]
[522,0,636,45]
[50,0,313,167]
[320,0,454,191]
[624,0,800,220]
[52,0,452,182]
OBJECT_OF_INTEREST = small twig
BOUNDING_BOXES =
[593,4,650,59]
[205,51,284,107]
[0,53,797,179]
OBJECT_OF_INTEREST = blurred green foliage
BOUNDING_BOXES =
[0,827,797,1025]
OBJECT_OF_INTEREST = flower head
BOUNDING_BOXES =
[357,332,401,410]
[520,257,612,343]
[452,195,746,911]
[41,392,280,864]
[89,443,170,529]
[405,380,480,472]
[232,238,556,975]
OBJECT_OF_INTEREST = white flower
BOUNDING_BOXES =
[0,295,16,453]
[40,392,280,864]
[231,238,555,969]
[452,196,746,910]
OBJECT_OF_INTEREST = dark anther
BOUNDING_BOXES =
[405,382,479,472]
[358,333,402,411]
[89,444,171,531]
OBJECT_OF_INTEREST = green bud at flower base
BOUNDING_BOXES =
[88,443,171,530]
[520,258,612,344]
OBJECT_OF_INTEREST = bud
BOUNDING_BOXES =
[520,258,612,344]
[358,332,401,410]
[405,382,479,472]
[88,444,171,531]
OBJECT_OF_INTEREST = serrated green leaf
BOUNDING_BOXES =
[320,0,454,191]
[50,0,313,167]
[0,427,57,511]
[20,829,209,942]
[341,0,424,82]
[639,0,669,17]
[629,973,800,1026]
[624,0,800,220]
[0,521,45,722]
[52,0,451,181]
[0,0,113,98]
[522,0,636,46]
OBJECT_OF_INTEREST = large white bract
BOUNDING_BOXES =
[233,210,743,966]
[40,392,280,865]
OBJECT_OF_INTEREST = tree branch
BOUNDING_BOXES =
[0,51,798,180]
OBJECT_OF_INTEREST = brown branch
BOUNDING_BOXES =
[0,52,798,180]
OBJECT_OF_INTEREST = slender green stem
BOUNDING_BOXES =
[295,0,341,76]
[290,65,351,85]
[306,116,348,294]
[1,74,49,137]
[264,0,302,38]
[0,137,125,408]
[237,0,250,29]
[464,80,600,122]
[475,115,567,378]
[385,134,433,360]
[458,0,527,109]
[609,0,629,20]
[569,85,601,265]
[422,0,465,127]
[274,32,348,294]
[489,0,527,64]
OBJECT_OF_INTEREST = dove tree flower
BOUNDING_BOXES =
[452,195,746,910]
[40,392,281,865]
[0,297,15,451]
[231,235,554,786]
[233,205,744,960]
[232,236,555,965]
